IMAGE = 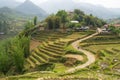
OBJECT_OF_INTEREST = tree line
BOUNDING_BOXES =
[45,9,106,31]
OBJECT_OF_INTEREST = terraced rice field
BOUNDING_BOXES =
[32,31,69,42]
[6,31,120,80]
[79,34,120,79]
[27,41,66,68]
[27,31,94,69]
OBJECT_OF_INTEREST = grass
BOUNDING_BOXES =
[53,63,70,73]
[83,44,120,53]
[80,34,120,53]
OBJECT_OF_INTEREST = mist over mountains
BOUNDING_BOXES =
[0,0,120,19]
[0,0,20,8]
[39,0,120,19]
[0,0,48,20]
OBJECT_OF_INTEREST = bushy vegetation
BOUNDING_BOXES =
[37,63,55,71]
[45,15,61,30]
[0,36,30,75]
[109,25,120,36]
[0,17,35,75]
[69,9,106,27]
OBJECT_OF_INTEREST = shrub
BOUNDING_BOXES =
[37,63,55,71]
[0,52,12,75]
[0,40,13,75]
[65,50,84,55]
[19,36,30,58]
[0,36,30,74]
[59,57,67,63]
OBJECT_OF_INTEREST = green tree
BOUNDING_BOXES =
[0,39,13,75]
[12,41,24,73]
[67,22,75,29]
[19,36,30,58]
[33,16,37,26]
[56,10,68,32]
[24,21,34,31]
[46,15,54,30]
[0,43,12,75]
[109,26,120,37]
[74,9,85,15]
[46,15,61,30]
[53,16,61,30]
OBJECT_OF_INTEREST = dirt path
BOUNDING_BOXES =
[65,28,101,73]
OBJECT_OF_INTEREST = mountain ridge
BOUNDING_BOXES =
[15,0,48,17]
[39,0,120,19]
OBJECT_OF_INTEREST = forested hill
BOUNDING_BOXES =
[45,9,106,30]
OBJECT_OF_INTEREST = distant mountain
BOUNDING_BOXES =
[0,7,26,18]
[40,0,75,14]
[0,0,20,8]
[39,0,120,19]
[16,0,48,18]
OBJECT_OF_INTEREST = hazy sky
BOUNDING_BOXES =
[16,0,120,8]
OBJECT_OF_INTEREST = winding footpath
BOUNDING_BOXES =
[65,28,102,73]
[36,28,102,80]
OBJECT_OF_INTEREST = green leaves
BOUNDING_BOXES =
[33,16,37,26]
[46,15,61,30]
[0,50,11,75]
[0,36,30,75]
[109,26,120,36]
[56,10,68,24]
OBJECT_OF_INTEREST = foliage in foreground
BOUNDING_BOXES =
[0,36,30,75]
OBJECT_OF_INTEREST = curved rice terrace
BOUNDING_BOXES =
[5,30,120,80]
[26,31,94,70]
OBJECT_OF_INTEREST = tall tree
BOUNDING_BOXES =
[74,9,85,16]
[56,10,68,32]
[33,16,37,26]
[45,15,54,30]
[45,15,61,30]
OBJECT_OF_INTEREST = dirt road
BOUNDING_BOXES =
[66,28,101,73]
